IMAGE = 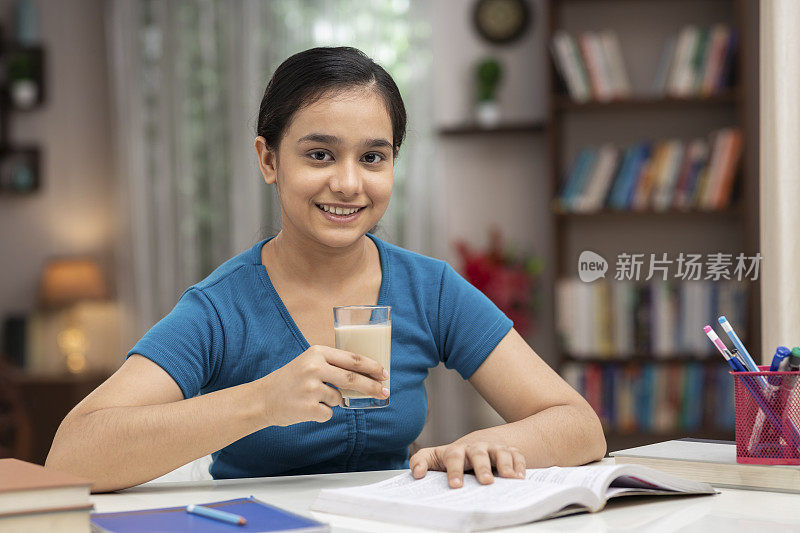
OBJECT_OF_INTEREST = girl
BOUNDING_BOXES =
[47,47,605,493]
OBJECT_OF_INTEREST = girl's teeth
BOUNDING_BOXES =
[320,205,359,215]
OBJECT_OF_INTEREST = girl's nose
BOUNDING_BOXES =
[330,160,363,196]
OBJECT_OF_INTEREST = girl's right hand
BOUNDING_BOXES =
[257,344,389,427]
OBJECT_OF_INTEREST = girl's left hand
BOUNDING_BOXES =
[409,441,526,488]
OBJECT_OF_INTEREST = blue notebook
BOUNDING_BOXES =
[91,496,329,532]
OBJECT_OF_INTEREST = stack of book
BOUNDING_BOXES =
[555,128,743,213]
[556,279,748,358]
[561,362,735,434]
[551,30,630,102]
[551,25,737,101]
[654,24,738,98]
[0,458,93,532]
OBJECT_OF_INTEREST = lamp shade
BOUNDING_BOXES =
[39,258,107,308]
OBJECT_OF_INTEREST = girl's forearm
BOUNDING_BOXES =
[453,403,607,468]
[45,381,266,493]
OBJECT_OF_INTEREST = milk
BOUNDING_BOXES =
[334,323,391,399]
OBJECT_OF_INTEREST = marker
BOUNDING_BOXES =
[718,316,759,372]
[750,346,790,453]
[775,348,800,452]
[769,346,791,385]
[186,504,247,526]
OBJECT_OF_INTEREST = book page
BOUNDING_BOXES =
[320,471,599,514]
[523,464,713,500]
[524,465,624,496]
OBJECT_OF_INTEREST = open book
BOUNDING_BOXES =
[310,464,715,532]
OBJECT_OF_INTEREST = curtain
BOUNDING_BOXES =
[107,0,433,349]
[759,0,800,359]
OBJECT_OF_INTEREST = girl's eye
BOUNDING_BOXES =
[362,152,385,164]
[309,151,332,162]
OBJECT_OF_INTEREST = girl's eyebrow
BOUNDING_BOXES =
[297,133,392,150]
[365,138,393,150]
[298,133,341,145]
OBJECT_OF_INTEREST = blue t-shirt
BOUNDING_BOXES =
[128,233,513,479]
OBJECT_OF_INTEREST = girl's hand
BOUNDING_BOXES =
[409,441,526,488]
[257,345,389,427]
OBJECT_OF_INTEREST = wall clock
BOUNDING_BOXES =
[473,0,531,45]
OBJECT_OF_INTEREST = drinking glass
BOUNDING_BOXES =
[333,305,391,409]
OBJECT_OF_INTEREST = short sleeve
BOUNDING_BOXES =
[436,263,514,379]
[127,288,224,399]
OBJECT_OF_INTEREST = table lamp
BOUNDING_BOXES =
[38,258,107,374]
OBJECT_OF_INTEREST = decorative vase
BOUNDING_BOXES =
[475,100,500,128]
[11,79,37,109]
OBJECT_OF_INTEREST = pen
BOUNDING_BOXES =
[703,326,745,371]
[186,504,247,526]
[703,326,800,449]
[718,316,759,372]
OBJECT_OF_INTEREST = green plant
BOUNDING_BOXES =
[7,52,35,82]
[476,58,502,102]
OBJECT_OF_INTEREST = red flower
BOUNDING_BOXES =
[454,227,541,337]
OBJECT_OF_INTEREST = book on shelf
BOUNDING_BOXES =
[551,30,630,102]
[611,439,800,494]
[661,24,737,98]
[310,464,714,532]
[551,30,591,102]
[561,361,735,434]
[552,25,735,102]
[554,127,743,213]
[556,279,748,359]
[0,458,93,533]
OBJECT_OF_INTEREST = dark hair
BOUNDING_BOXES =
[256,47,407,157]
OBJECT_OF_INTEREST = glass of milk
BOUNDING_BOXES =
[333,305,391,409]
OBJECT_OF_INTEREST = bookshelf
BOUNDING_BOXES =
[546,0,759,451]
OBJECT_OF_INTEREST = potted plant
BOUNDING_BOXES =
[7,51,38,109]
[475,58,503,128]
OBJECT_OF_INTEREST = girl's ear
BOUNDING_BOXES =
[254,136,277,185]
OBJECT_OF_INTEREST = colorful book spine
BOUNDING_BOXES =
[559,128,741,212]
[562,361,736,434]
[556,279,749,358]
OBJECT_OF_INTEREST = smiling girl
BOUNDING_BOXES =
[46,47,606,493]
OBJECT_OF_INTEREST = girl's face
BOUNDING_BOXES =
[257,87,394,249]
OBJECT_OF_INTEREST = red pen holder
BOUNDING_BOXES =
[733,366,800,465]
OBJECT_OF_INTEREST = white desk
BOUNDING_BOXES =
[91,468,800,532]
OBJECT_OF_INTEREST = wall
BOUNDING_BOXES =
[0,0,114,324]
[421,0,556,447]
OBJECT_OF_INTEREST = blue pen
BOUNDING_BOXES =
[186,504,247,526]
[718,316,759,372]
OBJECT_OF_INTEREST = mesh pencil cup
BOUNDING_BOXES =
[732,366,800,465]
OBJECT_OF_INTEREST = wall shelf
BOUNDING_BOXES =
[555,91,740,112]
[437,122,546,136]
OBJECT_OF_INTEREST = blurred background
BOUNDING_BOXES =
[0,0,767,470]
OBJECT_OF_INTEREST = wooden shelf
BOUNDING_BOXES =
[554,92,739,112]
[437,122,546,136]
